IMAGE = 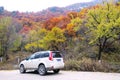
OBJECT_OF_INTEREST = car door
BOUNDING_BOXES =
[25,54,35,69]
[30,52,42,69]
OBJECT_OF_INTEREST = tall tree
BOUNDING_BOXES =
[86,3,120,61]
[0,17,21,60]
[0,17,11,59]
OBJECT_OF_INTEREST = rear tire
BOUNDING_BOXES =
[20,65,26,73]
[38,64,47,76]
[53,69,60,73]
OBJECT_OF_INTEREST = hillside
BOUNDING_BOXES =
[0,0,101,16]
[0,0,102,34]
[38,0,102,14]
[65,0,101,11]
[0,0,120,72]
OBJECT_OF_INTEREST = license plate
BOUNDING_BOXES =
[57,59,61,61]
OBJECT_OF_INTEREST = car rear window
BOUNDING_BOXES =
[52,51,62,58]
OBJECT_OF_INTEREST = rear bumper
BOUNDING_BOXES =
[46,63,64,70]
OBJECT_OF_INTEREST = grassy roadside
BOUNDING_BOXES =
[0,52,120,73]
[0,51,31,70]
[64,58,120,73]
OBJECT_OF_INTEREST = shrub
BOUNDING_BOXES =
[64,59,81,71]
[64,58,110,72]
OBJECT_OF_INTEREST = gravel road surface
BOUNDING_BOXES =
[0,70,120,80]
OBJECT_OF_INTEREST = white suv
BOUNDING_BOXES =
[19,51,64,75]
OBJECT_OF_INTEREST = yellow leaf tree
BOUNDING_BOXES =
[41,27,66,50]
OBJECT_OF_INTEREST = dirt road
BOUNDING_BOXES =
[0,70,120,80]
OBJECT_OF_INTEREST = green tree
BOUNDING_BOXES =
[0,17,21,60]
[0,17,11,59]
[86,3,120,61]
[41,27,66,50]
[25,28,48,52]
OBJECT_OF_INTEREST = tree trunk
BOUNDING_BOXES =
[98,45,102,61]
[3,46,8,61]
[98,37,107,61]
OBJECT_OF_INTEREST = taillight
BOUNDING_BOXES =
[49,52,53,61]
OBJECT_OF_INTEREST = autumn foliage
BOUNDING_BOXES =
[0,1,120,63]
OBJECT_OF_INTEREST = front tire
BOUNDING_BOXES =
[20,65,26,73]
[53,69,60,73]
[38,64,47,76]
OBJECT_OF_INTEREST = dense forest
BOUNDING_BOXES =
[0,1,120,72]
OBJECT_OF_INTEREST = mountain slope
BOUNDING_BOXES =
[65,0,101,11]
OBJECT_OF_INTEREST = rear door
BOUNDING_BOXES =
[52,51,64,68]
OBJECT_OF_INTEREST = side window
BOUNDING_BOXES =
[40,53,44,58]
[29,52,49,59]
[40,52,49,58]
[44,53,49,57]
[34,53,42,59]
[29,54,35,59]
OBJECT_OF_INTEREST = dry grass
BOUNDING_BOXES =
[0,51,31,70]
[64,58,110,72]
